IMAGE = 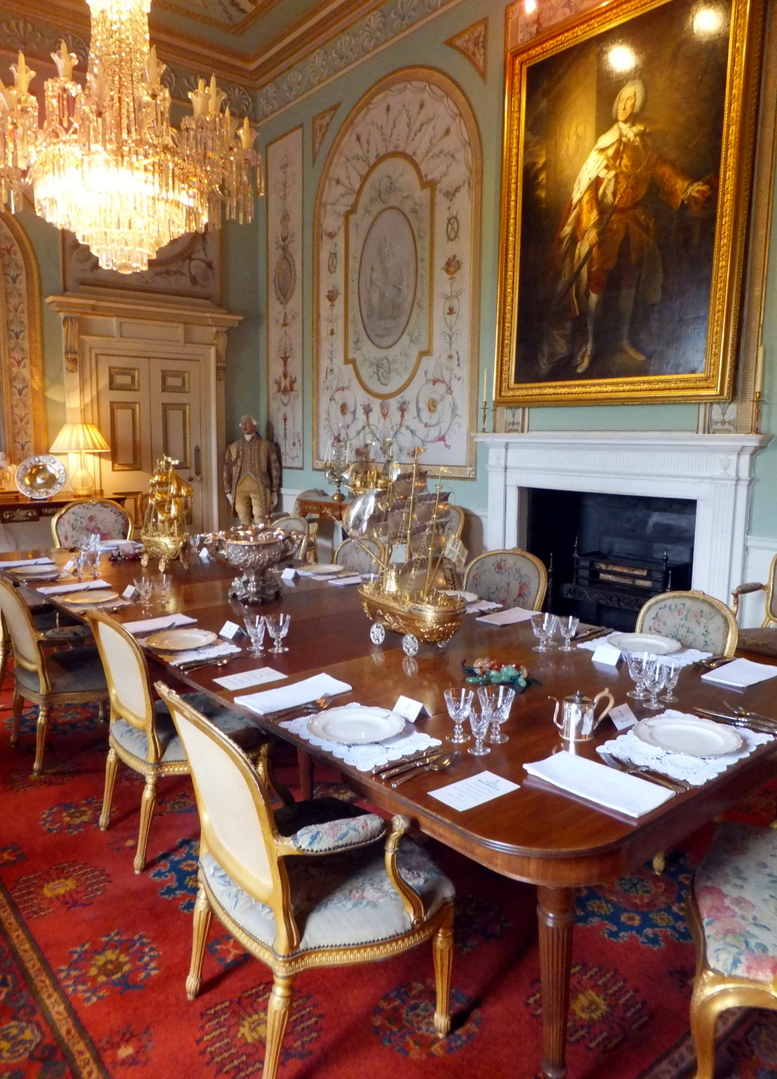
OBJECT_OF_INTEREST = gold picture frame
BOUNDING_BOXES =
[495,0,764,407]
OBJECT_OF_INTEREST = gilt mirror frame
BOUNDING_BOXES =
[495,0,765,407]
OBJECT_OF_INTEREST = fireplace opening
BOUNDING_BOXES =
[526,489,696,632]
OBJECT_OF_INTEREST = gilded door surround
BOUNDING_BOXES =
[45,289,241,532]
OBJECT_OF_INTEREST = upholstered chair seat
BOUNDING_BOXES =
[156,684,454,1079]
[688,822,777,1078]
[463,548,548,610]
[13,645,107,694]
[636,590,738,656]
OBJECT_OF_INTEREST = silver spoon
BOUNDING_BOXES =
[724,702,777,725]
[390,753,456,788]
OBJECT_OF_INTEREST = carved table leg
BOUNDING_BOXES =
[537,885,575,1079]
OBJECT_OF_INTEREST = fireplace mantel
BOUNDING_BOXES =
[475,432,771,604]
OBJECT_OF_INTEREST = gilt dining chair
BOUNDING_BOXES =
[731,553,777,658]
[272,515,309,562]
[463,549,548,610]
[0,577,109,775]
[88,610,287,873]
[333,536,386,575]
[51,497,133,548]
[688,821,777,1079]
[636,590,738,656]
[156,683,454,1079]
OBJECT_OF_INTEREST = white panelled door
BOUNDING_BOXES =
[95,354,205,531]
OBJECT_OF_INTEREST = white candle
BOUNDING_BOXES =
[482,368,488,402]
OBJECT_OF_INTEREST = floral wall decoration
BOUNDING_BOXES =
[314,69,481,477]
[266,126,304,467]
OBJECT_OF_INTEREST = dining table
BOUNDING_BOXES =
[6,546,777,1079]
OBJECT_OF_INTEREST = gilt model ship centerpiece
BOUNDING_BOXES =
[203,524,303,603]
[343,451,466,656]
[141,456,193,571]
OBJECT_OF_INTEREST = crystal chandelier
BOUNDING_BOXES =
[0,0,263,274]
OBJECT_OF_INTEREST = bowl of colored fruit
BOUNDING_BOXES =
[462,658,533,689]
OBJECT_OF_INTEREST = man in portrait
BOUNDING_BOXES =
[538,79,714,376]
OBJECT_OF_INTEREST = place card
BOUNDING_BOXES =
[213,667,287,691]
[429,771,520,811]
[62,560,76,574]
[281,567,296,582]
[392,695,429,723]
[122,584,137,600]
[609,703,638,731]
[591,642,621,668]
[219,620,241,640]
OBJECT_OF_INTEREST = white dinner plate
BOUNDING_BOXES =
[307,706,406,745]
[608,632,682,655]
[634,714,743,756]
[144,628,218,651]
[7,564,58,577]
[303,563,341,575]
[60,590,120,605]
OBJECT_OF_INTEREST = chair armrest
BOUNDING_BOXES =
[732,582,765,596]
[384,815,425,927]
[278,812,387,855]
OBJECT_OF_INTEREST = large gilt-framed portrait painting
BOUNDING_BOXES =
[495,0,763,406]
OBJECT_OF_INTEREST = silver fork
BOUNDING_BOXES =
[724,702,777,725]
[598,750,688,792]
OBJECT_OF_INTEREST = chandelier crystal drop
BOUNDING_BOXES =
[0,0,263,274]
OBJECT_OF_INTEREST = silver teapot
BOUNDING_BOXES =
[549,688,615,742]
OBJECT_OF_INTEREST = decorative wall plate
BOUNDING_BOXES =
[15,455,67,500]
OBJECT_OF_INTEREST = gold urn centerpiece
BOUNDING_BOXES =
[203,525,303,603]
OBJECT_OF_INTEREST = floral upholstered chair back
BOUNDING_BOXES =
[52,498,133,548]
[334,537,385,575]
[463,549,548,611]
[636,590,738,656]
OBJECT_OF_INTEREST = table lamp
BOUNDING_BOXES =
[49,422,110,497]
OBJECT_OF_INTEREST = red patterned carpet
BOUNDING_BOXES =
[2,696,777,1079]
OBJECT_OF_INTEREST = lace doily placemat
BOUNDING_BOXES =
[280,715,442,772]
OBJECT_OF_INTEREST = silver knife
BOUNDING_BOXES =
[375,751,444,780]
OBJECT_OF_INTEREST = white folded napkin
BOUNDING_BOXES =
[701,657,777,689]
[168,642,241,666]
[466,600,502,614]
[97,539,142,552]
[0,557,56,568]
[37,579,113,595]
[476,606,536,626]
[234,672,352,716]
[523,750,675,818]
[328,575,362,587]
[122,613,197,635]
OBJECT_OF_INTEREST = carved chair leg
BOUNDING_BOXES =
[186,881,213,1001]
[690,984,731,1079]
[653,851,666,874]
[0,638,8,696]
[263,974,295,1079]
[134,773,158,874]
[99,747,119,830]
[33,704,50,776]
[10,689,23,746]
[432,905,454,1036]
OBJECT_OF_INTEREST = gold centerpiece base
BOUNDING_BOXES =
[358,581,466,649]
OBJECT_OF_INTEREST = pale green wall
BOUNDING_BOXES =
[240,0,775,522]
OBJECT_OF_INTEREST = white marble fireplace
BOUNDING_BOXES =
[475,432,771,607]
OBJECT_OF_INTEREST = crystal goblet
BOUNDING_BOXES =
[443,687,473,744]
[659,657,681,703]
[625,651,650,701]
[641,657,664,710]
[243,613,266,657]
[265,613,290,654]
[133,576,154,613]
[477,684,516,744]
[468,707,492,756]
[557,615,580,652]
[530,613,557,653]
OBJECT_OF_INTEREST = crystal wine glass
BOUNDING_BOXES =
[557,615,580,652]
[133,576,154,613]
[659,657,681,703]
[154,573,172,607]
[468,706,492,756]
[641,657,665,711]
[243,613,266,657]
[477,684,516,744]
[74,550,88,581]
[444,687,473,744]
[625,651,650,700]
[84,546,101,578]
[530,613,557,653]
[265,613,290,654]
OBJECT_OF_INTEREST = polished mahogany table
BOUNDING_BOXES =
[9,550,777,1079]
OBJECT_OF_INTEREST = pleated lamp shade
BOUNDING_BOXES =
[49,423,110,496]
